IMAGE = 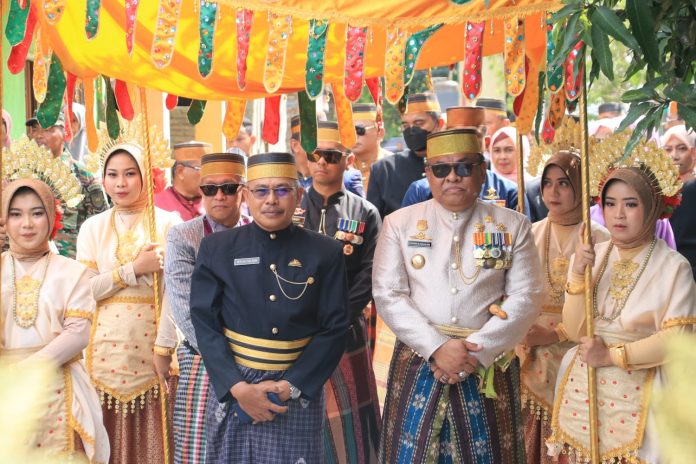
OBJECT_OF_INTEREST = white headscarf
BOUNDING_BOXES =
[489,126,532,184]
[68,103,87,163]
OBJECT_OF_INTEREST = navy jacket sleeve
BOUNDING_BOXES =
[283,244,350,399]
[344,168,365,198]
[190,238,244,402]
[348,206,382,319]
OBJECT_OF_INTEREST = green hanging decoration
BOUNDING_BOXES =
[86,0,101,39]
[198,1,218,78]
[102,76,120,139]
[187,100,207,125]
[6,0,31,46]
[403,24,443,86]
[36,54,66,129]
[546,12,563,93]
[298,91,317,154]
[304,19,330,100]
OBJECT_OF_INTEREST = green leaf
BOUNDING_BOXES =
[552,2,582,22]
[626,0,660,71]
[615,101,651,133]
[677,104,696,134]
[550,13,581,70]
[591,6,640,51]
[664,82,696,106]
[621,86,658,103]
[590,25,614,81]
[622,107,659,157]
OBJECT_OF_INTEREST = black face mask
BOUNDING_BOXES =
[403,126,430,153]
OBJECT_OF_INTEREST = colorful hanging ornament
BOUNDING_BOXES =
[114,80,135,120]
[236,8,253,90]
[298,91,317,154]
[462,21,485,102]
[197,0,218,78]
[384,26,410,105]
[262,96,281,145]
[344,25,368,102]
[565,40,585,101]
[85,0,101,39]
[542,91,566,143]
[333,84,357,149]
[36,54,66,129]
[165,93,178,110]
[103,76,120,139]
[503,17,526,97]
[263,13,292,94]
[124,0,141,54]
[546,12,563,93]
[7,3,37,75]
[42,0,65,24]
[84,79,99,152]
[187,100,207,125]
[305,19,330,100]
[223,99,247,141]
[6,0,32,46]
[151,0,183,69]
[365,77,383,129]
[404,24,442,87]
[32,25,48,102]
[513,56,540,134]
[64,73,77,142]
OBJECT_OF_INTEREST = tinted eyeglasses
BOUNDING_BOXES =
[307,149,345,164]
[178,162,201,171]
[248,186,296,199]
[200,183,242,196]
[428,161,482,179]
[355,124,376,136]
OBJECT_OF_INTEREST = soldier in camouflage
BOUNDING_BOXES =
[34,111,107,258]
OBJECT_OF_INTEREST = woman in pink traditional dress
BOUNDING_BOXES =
[1,178,110,463]
[76,143,180,464]
[518,151,609,463]
[547,166,696,463]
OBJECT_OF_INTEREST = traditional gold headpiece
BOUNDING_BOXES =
[2,137,84,207]
[84,114,172,176]
[526,117,582,177]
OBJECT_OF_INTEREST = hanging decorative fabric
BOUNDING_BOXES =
[103,76,120,139]
[7,2,37,75]
[305,19,330,100]
[450,0,474,4]
[404,24,442,87]
[236,8,253,90]
[542,91,566,143]
[187,99,207,125]
[84,78,99,152]
[85,0,101,39]
[462,21,485,102]
[165,93,178,110]
[222,99,247,140]
[32,26,48,102]
[397,86,409,114]
[125,0,141,55]
[114,80,135,120]
[42,0,65,24]
[503,17,526,97]
[263,13,292,94]
[298,90,317,154]
[6,0,32,46]
[151,0,182,69]
[262,96,282,145]
[546,12,563,93]
[384,25,409,105]
[365,77,383,129]
[198,1,218,78]
[64,73,77,142]
[36,54,66,129]
[541,116,555,144]
[565,40,585,101]
[512,56,540,134]
[343,25,368,102]
[333,84,357,149]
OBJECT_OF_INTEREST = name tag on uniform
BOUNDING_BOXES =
[234,257,260,266]
[407,240,432,248]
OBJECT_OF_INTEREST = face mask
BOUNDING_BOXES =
[403,126,430,152]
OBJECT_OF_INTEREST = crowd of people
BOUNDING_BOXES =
[0,91,695,464]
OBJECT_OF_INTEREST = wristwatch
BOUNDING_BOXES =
[287,382,302,400]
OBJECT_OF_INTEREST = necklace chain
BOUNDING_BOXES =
[544,221,570,306]
[111,210,146,266]
[11,253,52,329]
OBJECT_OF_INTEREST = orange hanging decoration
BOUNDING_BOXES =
[151,0,182,68]
[263,13,292,94]
[84,78,99,152]
[223,99,247,141]
[33,25,48,103]
[333,84,357,149]
[503,16,526,97]
[384,25,410,105]
[513,56,540,134]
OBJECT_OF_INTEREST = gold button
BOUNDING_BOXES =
[270,264,277,271]
[272,327,279,335]
[270,233,277,239]
[411,254,425,269]
[269,294,277,302]
[307,276,315,284]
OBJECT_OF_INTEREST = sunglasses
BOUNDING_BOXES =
[307,149,345,164]
[248,186,295,199]
[428,161,482,179]
[355,124,376,136]
[200,183,242,196]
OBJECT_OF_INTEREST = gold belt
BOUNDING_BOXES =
[433,324,479,339]
[224,327,311,371]
[541,304,563,314]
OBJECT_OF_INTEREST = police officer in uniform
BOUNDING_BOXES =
[190,152,350,463]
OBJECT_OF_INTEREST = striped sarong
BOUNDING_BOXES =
[323,317,381,464]
[379,341,526,464]
[174,344,211,464]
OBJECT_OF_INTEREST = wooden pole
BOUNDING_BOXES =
[516,131,526,214]
[138,87,171,464]
[579,56,600,464]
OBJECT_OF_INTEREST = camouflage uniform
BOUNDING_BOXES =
[55,151,108,258]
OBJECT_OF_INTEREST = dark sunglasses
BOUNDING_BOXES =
[307,149,345,164]
[428,161,482,179]
[200,183,242,196]
[355,124,376,136]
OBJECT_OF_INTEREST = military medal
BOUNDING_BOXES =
[336,218,365,254]
[408,219,433,247]
[343,244,354,255]
[292,208,306,227]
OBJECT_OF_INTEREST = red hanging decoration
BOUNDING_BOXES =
[262,95,281,145]
[7,3,37,75]
[365,77,384,130]
[114,80,135,120]
[462,21,485,102]
[165,93,178,110]
[565,40,585,101]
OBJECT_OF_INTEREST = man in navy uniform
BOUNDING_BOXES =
[190,152,350,463]
[299,121,382,463]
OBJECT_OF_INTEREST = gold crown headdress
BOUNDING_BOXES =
[2,137,84,208]
[84,114,173,175]
[590,131,682,218]
[526,117,582,177]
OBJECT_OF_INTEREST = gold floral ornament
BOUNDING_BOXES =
[526,116,581,177]
[2,137,84,208]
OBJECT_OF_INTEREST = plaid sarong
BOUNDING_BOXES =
[379,341,526,464]
[173,344,211,464]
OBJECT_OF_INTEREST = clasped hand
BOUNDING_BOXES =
[230,380,291,424]
[430,339,482,385]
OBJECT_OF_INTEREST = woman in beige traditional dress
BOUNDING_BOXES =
[548,166,696,463]
[518,151,609,463]
[1,178,110,463]
[76,143,179,463]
